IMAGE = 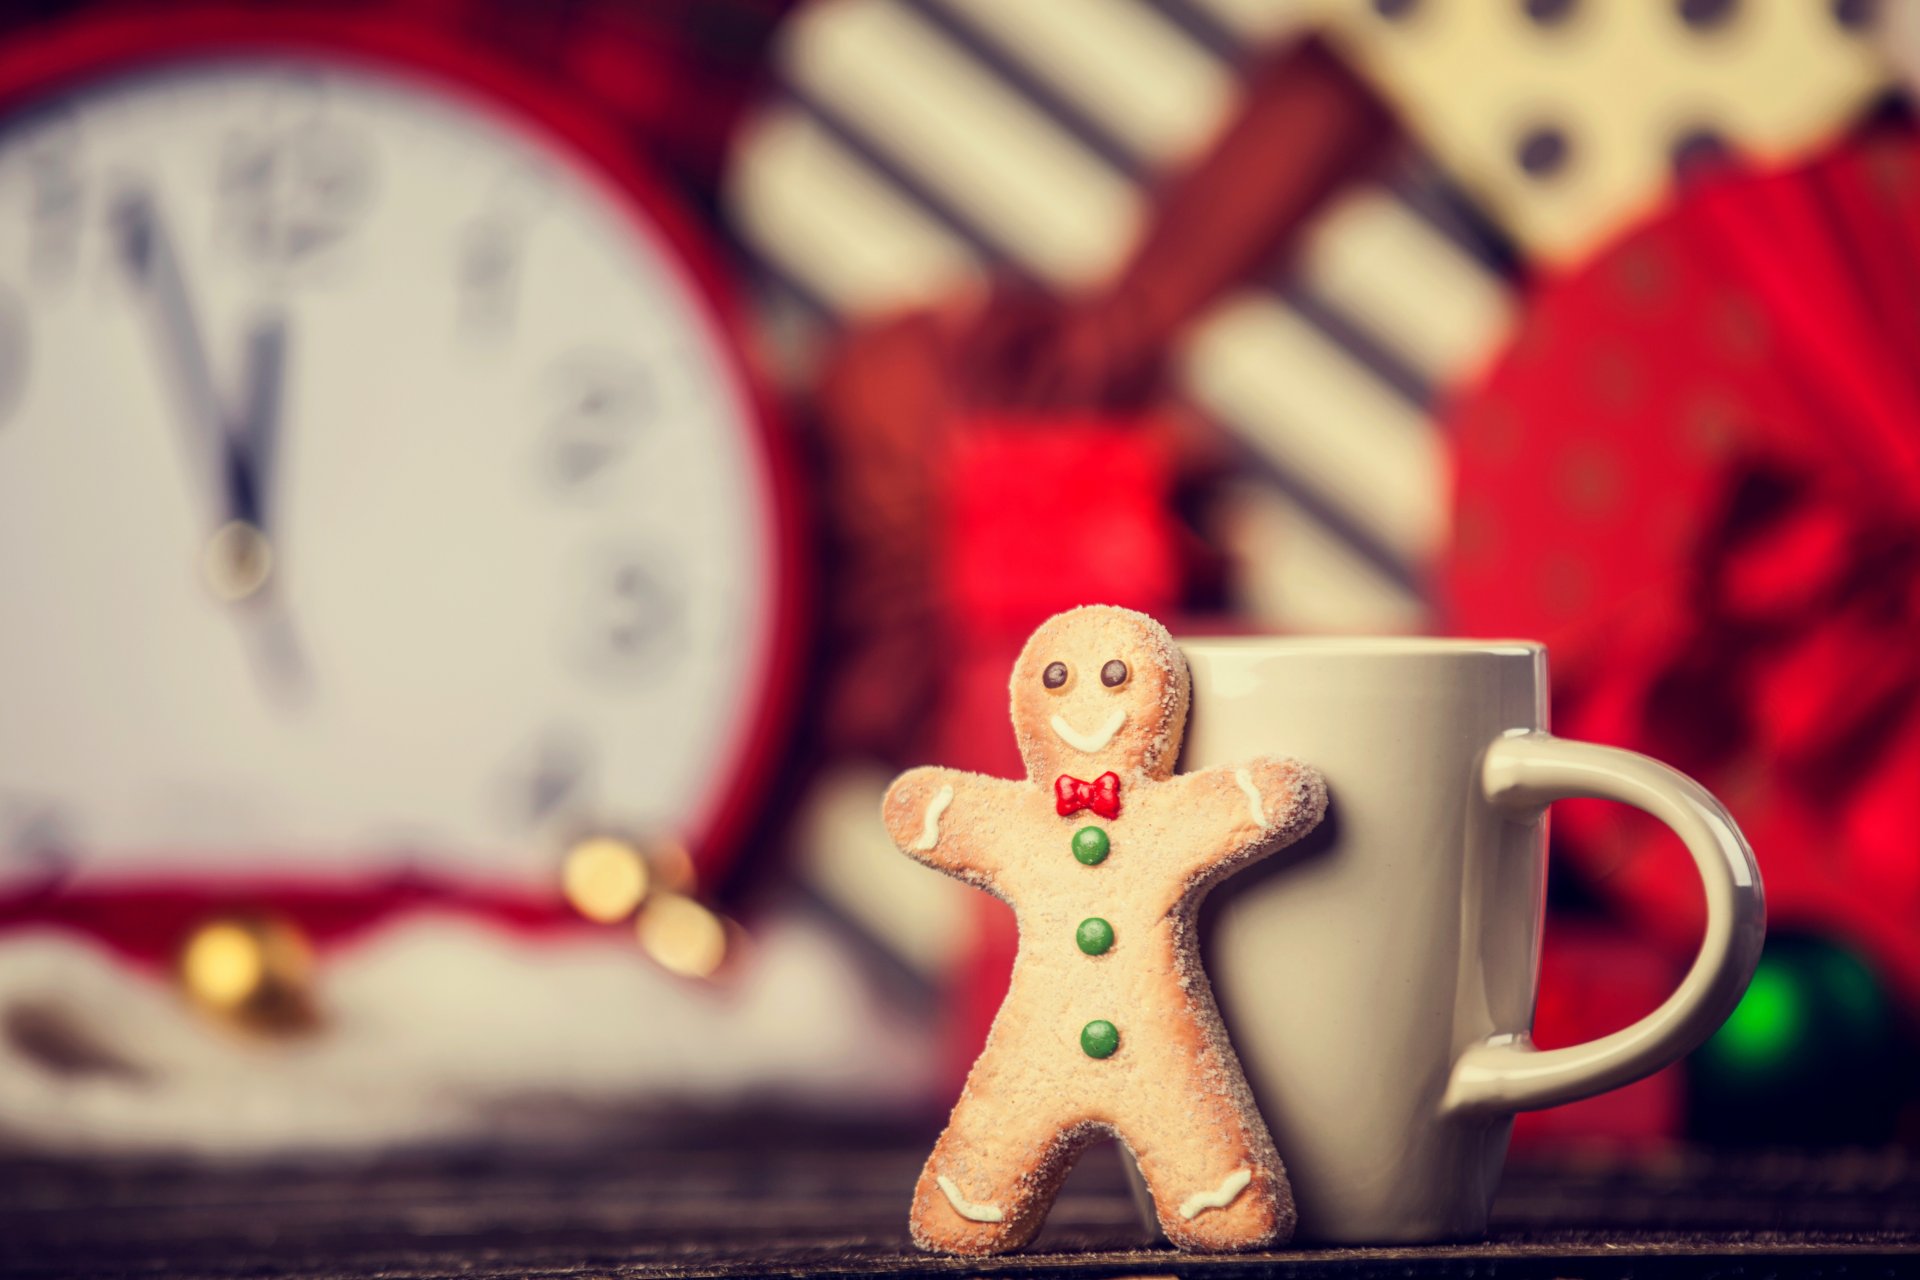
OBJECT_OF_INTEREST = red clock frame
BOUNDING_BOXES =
[0,7,810,962]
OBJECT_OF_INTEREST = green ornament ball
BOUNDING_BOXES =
[1076,917,1114,956]
[1071,826,1110,865]
[1080,1019,1119,1059]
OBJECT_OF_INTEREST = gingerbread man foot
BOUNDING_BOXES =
[884,605,1326,1254]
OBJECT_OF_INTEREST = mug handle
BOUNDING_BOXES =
[1440,731,1766,1118]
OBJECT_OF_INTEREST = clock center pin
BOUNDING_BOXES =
[203,519,273,602]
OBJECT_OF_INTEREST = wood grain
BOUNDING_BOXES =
[1,1111,1915,1278]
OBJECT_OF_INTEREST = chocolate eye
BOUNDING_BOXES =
[1042,661,1070,690]
[1101,659,1129,688]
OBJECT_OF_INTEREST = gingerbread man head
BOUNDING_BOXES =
[1009,604,1192,785]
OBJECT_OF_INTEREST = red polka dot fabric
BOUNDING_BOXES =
[1445,113,1920,1015]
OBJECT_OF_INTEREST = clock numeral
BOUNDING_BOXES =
[495,727,594,830]
[605,561,674,659]
[217,119,372,270]
[565,549,681,684]
[458,218,519,334]
[2,796,75,876]
[19,107,84,283]
[541,352,651,491]
[457,167,551,338]
[0,284,28,428]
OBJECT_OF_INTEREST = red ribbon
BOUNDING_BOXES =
[1055,772,1121,819]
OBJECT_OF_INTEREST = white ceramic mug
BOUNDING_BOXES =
[1179,637,1765,1244]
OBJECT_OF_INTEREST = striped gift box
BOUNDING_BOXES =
[727,0,1519,633]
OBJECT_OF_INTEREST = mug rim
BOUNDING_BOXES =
[1178,635,1543,658]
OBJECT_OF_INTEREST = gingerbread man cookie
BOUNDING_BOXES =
[884,605,1327,1255]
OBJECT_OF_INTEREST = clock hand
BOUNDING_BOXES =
[110,187,229,486]
[226,315,286,534]
[114,189,280,535]
[112,187,312,702]
[113,188,281,575]
[218,310,313,706]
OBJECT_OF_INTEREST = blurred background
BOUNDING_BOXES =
[0,0,1915,1165]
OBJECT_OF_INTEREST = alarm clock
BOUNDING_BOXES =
[0,11,804,943]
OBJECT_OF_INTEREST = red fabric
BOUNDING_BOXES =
[1512,923,1684,1150]
[1446,115,1920,1014]
[1054,772,1122,820]
[942,418,1183,644]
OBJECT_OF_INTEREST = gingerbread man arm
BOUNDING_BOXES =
[1159,758,1328,891]
[883,766,1025,897]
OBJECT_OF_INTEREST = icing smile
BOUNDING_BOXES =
[1050,708,1126,753]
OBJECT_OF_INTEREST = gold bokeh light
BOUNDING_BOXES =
[181,921,265,1009]
[178,915,316,1032]
[636,892,727,980]
[562,835,651,923]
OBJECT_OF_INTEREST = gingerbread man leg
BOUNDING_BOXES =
[1119,1036,1294,1252]
[909,1050,1094,1254]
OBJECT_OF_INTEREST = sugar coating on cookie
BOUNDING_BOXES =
[882,604,1328,1255]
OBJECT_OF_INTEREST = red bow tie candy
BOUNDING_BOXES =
[1055,771,1122,819]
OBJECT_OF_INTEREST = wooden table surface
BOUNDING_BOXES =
[3,1112,1916,1279]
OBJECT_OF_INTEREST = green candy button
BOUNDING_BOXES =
[1080,1019,1119,1059]
[1071,826,1110,865]
[1076,917,1114,956]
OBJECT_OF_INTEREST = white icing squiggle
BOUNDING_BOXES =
[1234,768,1268,830]
[1179,1167,1252,1220]
[936,1174,1005,1223]
[911,785,954,852]
[1051,708,1126,753]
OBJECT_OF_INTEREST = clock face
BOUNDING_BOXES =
[0,53,784,891]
